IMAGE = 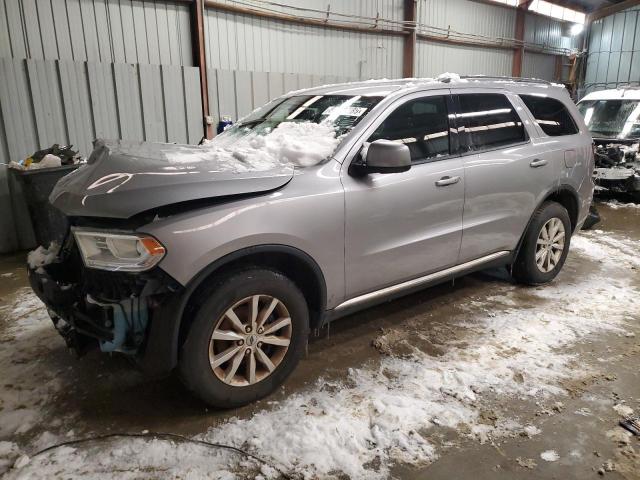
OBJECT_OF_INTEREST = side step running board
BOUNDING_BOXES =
[334,251,510,311]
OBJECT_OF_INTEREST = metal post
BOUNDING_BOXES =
[403,0,416,78]
[512,1,529,77]
[191,0,213,139]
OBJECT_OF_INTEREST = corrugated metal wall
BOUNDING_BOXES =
[0,0,193,65]
[417,0,517,40]
[0,0,199,253]
[522,52,557,80]
[524,13,581,52]
[415,0,577,80]
[416,41,513,77]
[204,1,404,78]
[0,59,203,166]
[582,6,640,97]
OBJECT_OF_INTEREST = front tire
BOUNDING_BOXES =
[512,201,572,285]
[179,268,309,408]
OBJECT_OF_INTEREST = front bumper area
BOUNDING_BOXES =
[29,252,185,377]
[594,168,640,194]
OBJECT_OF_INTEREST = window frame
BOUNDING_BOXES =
[346,90,463,169]
[451,92,531,156]
[518,94,579,138]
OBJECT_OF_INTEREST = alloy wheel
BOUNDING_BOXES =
[209,295,292,386]
[535,217,566,273]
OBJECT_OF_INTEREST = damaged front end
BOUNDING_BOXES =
[593,140,640,196]
[28,231,183,372]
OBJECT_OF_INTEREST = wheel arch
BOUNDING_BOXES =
[173,244,326,360]
[512,185,580,263]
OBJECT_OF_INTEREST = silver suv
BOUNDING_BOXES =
[29,76,594,407]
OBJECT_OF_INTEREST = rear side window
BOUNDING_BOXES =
[456,94,526,151]
[368,96,450,162]
[520,95,578,136]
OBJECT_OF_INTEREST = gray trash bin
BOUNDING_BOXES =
[9,165,80,247]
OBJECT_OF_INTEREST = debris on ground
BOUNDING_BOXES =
[614,404,634,418]
[516,457,537,469]
[620,416,640,436]
[606,428,633,445]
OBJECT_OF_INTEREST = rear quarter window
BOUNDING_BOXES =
[519,95,579,137]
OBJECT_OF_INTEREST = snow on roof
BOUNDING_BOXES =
[580,88,640,101]
[288,73,563,98]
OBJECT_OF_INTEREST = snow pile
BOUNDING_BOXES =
[231,122,341,168]
[603,199,640,210]
[3,231,639,478]
[573,231,640,269]
[540,450,560,462]
[436,72,468,83]
[26,243,59,270]
[169,122,341,171]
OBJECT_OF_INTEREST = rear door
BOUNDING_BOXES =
[341,91,465,298]
[453,90,561,263]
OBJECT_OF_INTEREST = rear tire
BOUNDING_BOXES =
[512,201,572,285]
[179,268,309,408]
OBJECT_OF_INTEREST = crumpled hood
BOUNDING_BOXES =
[50,139,294,218]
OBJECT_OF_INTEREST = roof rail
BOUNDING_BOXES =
[453,75,553,85]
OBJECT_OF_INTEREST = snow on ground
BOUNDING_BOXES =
[2,230,639,479]
[602,199,640,210]
[0,291,65,440]
[540,450,560,462]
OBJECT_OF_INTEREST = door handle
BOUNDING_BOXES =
[530,158,548,168]
[435,175,461,187]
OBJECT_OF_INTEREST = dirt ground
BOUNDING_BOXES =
[0,199,638,479]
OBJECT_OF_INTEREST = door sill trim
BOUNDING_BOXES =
[335,251,510,311]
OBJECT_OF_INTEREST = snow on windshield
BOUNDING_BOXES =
[166,121,342,171]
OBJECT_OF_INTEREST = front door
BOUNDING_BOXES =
[341,91,465,299]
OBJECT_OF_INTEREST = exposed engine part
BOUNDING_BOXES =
[86,295,149,354]
[593,140,640,194]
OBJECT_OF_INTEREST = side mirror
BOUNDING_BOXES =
[357,139,411,174]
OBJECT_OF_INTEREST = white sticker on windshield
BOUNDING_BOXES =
[322,106,368,117]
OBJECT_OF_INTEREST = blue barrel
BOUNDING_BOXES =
[217,116,234,134]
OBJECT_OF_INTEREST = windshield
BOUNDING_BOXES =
[209,94,382,149]
[578,99,640,139]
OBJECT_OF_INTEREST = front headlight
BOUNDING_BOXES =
[73,230,166,272]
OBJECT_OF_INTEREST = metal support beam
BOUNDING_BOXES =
[511,1,528,77]
[554,55,563,82]
[191,0,213,139]
[403,0,417,78]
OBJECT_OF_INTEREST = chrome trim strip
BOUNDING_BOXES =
[335,251,510,311]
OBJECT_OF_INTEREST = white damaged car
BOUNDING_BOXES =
[578,88,640,198]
